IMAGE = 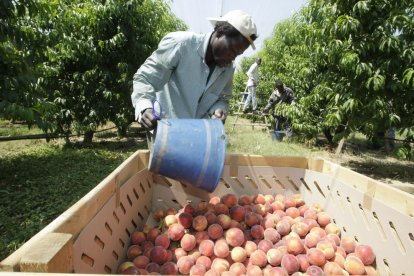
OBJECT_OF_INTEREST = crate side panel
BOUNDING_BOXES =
[73,169,153,274]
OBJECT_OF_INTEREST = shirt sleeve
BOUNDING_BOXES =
[246,63,257,79]
[131,33,182,120]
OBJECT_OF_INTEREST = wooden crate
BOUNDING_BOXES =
[1,150,413,274]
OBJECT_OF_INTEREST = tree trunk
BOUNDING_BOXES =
[83,130,94,144]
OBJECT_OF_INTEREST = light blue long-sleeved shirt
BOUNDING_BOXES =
[132,31,235,120]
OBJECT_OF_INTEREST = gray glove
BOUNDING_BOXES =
[140,108,159,131]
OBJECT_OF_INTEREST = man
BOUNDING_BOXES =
[263,80,295,132]
[243,57,261,113]
[131,10,258,135]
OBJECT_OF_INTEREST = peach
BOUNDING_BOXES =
[211,258,230,274]
[309,227,327,239]
[250,250,268,268]
[304,218,319,230]
[164,214,177,227]
[364,265,377,275]
[229,262,246,276]
[196,201,208,214]
[344,255,365,275]
[225,227,245,247]
[231,246,247,262]
[268,267,288,276]
[325,233,340,247]
[183,203,196,215]
[159,261,178,275]
[296,254,309,272]
[276,221,291,236]
[199,239,215,257]
[150,246,168,265]
[230,205,246,222]
[355,244,376,265]
[177,256,195,274]
[298,205,310,216]
[153,209,164,222]
[165,207,177,216]
[303,209,318,220]
[245,264,262,276]
[258,239,273,253]
[286,207,300,218]
[290,194,305,207]
[205,269,220,276]
[284,198,296,209]
[306,265,324,275]
[244,240,258,257]
[214,203,229,215]
[264,227,281,244]
[121,264,140,274]
[331,252,345,268]
[196,255,212,270]
[208,223,224,240]
[340,236,357,253]
[146,262,160,273]
[291,221,309,238]
[178,212,193,229]
[189,264,206,276]
[304,232,320,248]
[154,233,170,249]
[181,233,196,252]
[173,247,187,261]
[209,196,221,205]
[251,225,265,240]
[245,212,260,227]
[214,239,230,258]
[221,193,238,208]
[271,200,285,212]
[266,248,283,266]
[195,230,209,244]
[168,223,185,241]
[238,194,253,206]
[118,261,136,273]
[316,212,331,227]
[253,194,266,204]
[286,237,304,255]
[217,214,232,229]
[306,248,326,267]
[127,244,142,260]
[146,228,160,243]
[281,254,300,275]
[253,203,267,216]
[133,255,150,269]
[205,211,217,225]
[193,215,208,232]
[316,240,335,259]
[130,231,146,245]
[324,223,341,236]
[323,261,345,275]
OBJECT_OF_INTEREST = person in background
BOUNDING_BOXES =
[263,80,295,132]
[243,57,262,113]
[131,10,258,145]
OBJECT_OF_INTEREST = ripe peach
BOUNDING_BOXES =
[253,194,266,204]
[177,212,193,229]
[168,223,185,241]
[225,227,245,247]
[304,232,320,248]
[221,193,238,208]
[306,265,324,275]
[153,209,164,222]
[281,254,300,274]
[177,256,195,274]
[316,212,331,227]
[286,237,304,255]
[268,267,288,276]
[195,230,209,245]
[196,201,208,214]
[173,247,187,261]
[231,246,247,262]
[251,225,265,240]
[324,223,341,236]
[165,207,177,216]
[204,269,220,276]
[244,240,258,257]
[121,264,140,274]
[258,239,273,253]
[266,248,283,266]
[130,231,146,245]
[286,207,300,218]
[296,254,310,272]
[355,244,376,265]
[325,233,340,247]
[230,205,246,222]
[217,214,232,229]
[193,215,208,232]
[211,258,230,274]
[238,194,252,206]
[316,240,335,259]
[306,248,326,267]
[214,203,229,215]
[253,203,267,216]
[209,196,221,205]
[344,255,365,275]
[364,265,377,275]
[146,262,160,273]
[264,227,281,244]
[199,239,215,257]
[127,244,142,260]
[340,236,357,253]
[118,261,136,274]
[303,208,318,220]
[208,223,224,240]
[205,211,217,225]
[196,255,212,270]
[245,211,260,227]
[183,203,196,215]
[133,255,149,269]
[214,238,230,258]
[229,262,246,276]
[189,264,206,276]
[159,261,178,275]
[164,214,177,227]
[331,252,345,268]
[250,250,267,268]
[291,221,309,238]
[276,221,291,236]
[309,227,327,239]
[147,228,160,243]
[154,233,170,249]
[181,233,196,252]
[323,261,345,275]
[150,246,168,265]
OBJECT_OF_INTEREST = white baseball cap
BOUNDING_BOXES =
[207,10,257,50]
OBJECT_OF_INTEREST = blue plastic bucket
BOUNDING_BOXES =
[148,119,227,192]
[271,131,286,142]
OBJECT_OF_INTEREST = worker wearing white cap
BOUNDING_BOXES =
[132,10,258,137]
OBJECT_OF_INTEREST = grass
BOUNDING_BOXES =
[0,117,413,261]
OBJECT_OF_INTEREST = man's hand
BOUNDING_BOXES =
[211,109,227,124]
[140,108,159,131]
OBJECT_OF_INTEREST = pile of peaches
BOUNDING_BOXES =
[118,193,376,275]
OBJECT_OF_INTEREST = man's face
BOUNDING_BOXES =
[212,35,250,67]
